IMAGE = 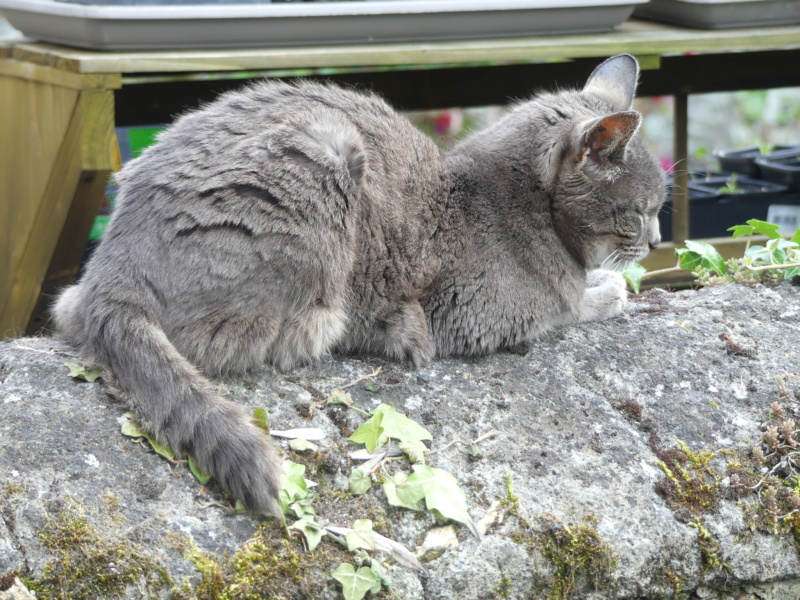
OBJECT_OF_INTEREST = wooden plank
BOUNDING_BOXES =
[0,83,85,336]
[0,72,79,336]
[10,19,800,74]
[79,90,117,171]
[0,58,120,90]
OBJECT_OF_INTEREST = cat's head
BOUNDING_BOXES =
[537,54,666,270]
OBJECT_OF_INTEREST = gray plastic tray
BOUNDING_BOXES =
[0,0,645,51]
[634,0,800,28]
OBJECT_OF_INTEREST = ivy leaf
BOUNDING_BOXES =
[404,465,478,536]
[346,519,376,552]
[621,263,646,294]
[332,563,381,600]
[791,228,800,244]
[394,468,429,507]
[364,381,382,393]
[384,472,423,511]
[187,456,213,485]
[676,240,726,274]
[65,361,102,382]
[289,493,317,521]
[119,413,175,460]
[252,407,269,432]
[398,440,427,464]
[785,266,800,279]
[290,518,324,551]
[417,466,477,533]
[368,563,385,594]
[349,412,385,453]
[348,468,372,496]
[371,403,433,446]
[327,388,353,407]
[728,224,755,238]
[279,460,308,514]
[746,218,782,239]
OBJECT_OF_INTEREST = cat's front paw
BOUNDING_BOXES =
[579,269,627,323]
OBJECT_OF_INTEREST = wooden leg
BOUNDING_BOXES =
[672,93,690,245]
[0,66,116,337]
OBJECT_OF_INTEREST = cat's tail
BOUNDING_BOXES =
[53,285,282,516]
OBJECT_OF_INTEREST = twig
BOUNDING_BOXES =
[341,367,382,389]
[13,340,61,355]
[745,261,800,272]
[428,429,500,456]
[641,263,683,280]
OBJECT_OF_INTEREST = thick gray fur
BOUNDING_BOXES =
[53,54,665,515]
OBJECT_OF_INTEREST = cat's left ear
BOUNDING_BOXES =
[583,54,639,111]
[577,111,642,165]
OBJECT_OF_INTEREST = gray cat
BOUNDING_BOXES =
[53,54,665,516]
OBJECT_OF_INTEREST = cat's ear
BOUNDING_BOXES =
[583,54,639,111]
[577,111,642,165]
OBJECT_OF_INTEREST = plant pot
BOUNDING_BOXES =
[659,175,799,241]
[755,154,800,190]
[634,0,800,29]
[686,175,795,237]
[713,145,800,178]
[658,188,718,241]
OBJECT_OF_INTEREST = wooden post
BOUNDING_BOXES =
[672,93,690,245]
[0,59,119,336]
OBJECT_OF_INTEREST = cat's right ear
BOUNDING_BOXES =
[577,111,642,166]
[583,54,640,111]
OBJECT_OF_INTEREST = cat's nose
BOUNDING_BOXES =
[648,236,661,251]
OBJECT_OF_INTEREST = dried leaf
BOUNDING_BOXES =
[64,360,102,382]
[270,428,326,441]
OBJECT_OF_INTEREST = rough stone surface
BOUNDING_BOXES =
[2,282,800,599]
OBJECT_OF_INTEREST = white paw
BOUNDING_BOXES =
[579,269,628,323]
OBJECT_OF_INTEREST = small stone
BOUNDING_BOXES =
[415,525,459,562]
[0,577,37,600]
[289,439,319,453]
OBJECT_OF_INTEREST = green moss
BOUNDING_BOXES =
[25,505,171,600]
[688,520,728,574]
[652,437,722,515]
[501,472,519,511]
[172,522,352,600]
[535,514,617,600]
[494,569,513,599]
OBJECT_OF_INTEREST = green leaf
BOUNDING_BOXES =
[677,241,727,275]
[791,228,800,244]
[187,456,213,485]
[398,440,427,464]
[784,266,800,279]
[279,460,308,514]
[414,465,476,532]
[364,381,382,393]
[326,388,353,407]
[119,413,175,460]
[252,407,269,432]
[621,263,647,294]
[727,224,755,239]
[394,467,430,507]
[368,563,385,594]
[370,404,433,446]
[348,468,372,496]
[332,563,381,600]
[289,493,317,521]
[346,519,376,552]
[746,219,782,239]
[349,412,385,453]
[384,472,423,511]
[290,518,324,551]
[64,361,102,382]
